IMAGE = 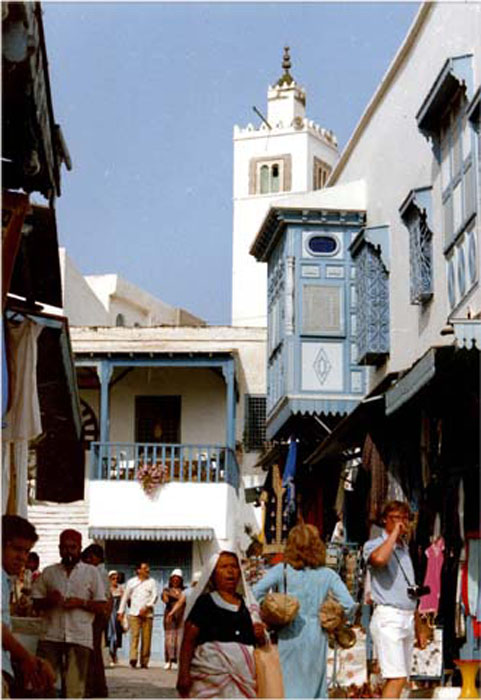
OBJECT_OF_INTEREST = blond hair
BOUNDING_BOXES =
[284,523,326,570]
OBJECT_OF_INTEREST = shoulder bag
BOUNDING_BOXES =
[260,564,299,628]
[254,639,285,698]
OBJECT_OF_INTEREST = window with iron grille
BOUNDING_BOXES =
[244,395,266,452]
[404,207,433,305]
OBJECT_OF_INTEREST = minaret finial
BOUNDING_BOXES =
[277,45,294,86]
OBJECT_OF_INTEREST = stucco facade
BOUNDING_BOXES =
[232,50,339,327]
[330,2,480,380]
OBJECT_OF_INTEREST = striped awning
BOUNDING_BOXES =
[89,527,214,542]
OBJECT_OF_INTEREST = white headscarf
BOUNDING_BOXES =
[184,542,259,622]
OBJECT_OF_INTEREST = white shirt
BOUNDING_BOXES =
[32,561,106,650]
[118,576,157,617]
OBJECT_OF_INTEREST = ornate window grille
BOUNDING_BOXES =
[244,395,267,452]
[351,236,390,366]
[400,188,434,306]
[406,209,433,304]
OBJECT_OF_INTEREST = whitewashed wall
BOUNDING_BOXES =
[88,481,234,538]
[331,3,481,378]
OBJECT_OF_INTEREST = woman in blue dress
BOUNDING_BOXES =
[253,523,355,698]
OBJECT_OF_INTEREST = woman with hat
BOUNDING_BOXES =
[161,569,185,670]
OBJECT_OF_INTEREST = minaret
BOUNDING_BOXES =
[232,47,339,327]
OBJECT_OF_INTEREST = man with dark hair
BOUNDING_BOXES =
[363,501,429,698]
[32,529,107,698]
[2,515,55,697]
[81,543,110,698]
[118,562,157,669]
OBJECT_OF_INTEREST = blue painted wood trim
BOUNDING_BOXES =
[98,360,113,445]
[75,355,234,369]
[223,359,236,452]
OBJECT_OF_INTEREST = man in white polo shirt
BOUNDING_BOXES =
[118,562,157,669]
[32,529,107,698]
[364,501,429,699]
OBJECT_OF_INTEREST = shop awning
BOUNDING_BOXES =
[89,527,215,542]
[8,205,63,308]
[385,347,455,416]
[304,392,387,465]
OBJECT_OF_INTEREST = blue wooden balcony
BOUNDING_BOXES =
[89,442,239,490]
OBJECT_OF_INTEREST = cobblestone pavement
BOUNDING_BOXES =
[106,661,178,698]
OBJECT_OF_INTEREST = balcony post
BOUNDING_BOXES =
[222,358,236,486]
[223,358,236,452]
[96,360,113,445]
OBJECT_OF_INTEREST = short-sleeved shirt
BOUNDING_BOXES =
[32,561,106,650]
[363,532,416,611]
[118,576,158,618]
[188,592,255,646]
[2,568,13,678]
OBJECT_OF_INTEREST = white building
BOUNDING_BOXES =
[251,1,480,668]
[28,252,266,660]
[232,47,339,327]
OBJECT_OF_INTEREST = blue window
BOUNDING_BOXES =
[400,188,433,305]
[307,235,338,256]
[416,55,475,248]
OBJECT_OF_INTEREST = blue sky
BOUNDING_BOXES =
[42,2,420,325]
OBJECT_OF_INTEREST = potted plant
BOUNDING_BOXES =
[137,462,169,495]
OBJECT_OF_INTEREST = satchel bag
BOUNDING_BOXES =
[319,593,344,632]
[260,564,299,628]
[319,593,356,649]
[254,642,285,698]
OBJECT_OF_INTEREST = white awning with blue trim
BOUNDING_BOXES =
[89,527,214,541]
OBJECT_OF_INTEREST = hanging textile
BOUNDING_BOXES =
[3,319,43,440]
[461,536,481,639]
[420,411,431,489]
[282,437,297,527]
[361,433,387,524]
[2,318,43,515]
[418,537,445,614]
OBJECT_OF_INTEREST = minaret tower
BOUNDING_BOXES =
[232,47,339,327]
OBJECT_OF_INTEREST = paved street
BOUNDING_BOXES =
[106,661,178,698]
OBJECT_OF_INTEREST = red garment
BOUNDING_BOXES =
[418,537,444,614]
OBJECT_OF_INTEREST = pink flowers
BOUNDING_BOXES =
[137,462,169,495]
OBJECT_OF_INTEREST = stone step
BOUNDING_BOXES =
[27,500,91,569]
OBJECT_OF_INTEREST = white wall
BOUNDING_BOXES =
[88,481,233,538]
[108,367,225,444]
[232,90,339,327]
[59,249,110,326]
[332,3,481,377]
[83,274,204,327]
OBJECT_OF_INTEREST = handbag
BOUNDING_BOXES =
[260,564,299,628]
[254,642,285,698]
[120,614,130,632]
[319,593,356,649]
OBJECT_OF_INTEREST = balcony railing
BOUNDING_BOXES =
[89,442,239,490]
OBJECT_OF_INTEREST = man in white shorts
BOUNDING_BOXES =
[363,500,429,698]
